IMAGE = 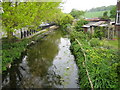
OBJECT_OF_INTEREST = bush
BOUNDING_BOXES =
[75,19,88,31]
[70,30,119,88]
[89,38,101,47]
[2,39,30,71]
[94,27,106,39]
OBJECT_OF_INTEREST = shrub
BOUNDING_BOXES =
[89,38,101,47]
[70,30,119,88]
[75,19,88,31]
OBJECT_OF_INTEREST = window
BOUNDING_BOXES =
[116,11,120,25]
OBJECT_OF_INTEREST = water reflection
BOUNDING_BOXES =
[27,31,62,77]
[49,38,79,88]
[19,30,63,88]
[2,30,79,89]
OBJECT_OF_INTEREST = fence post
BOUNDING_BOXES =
[113,27,114,39]
[21,29,23,39]
[108,27,110,39]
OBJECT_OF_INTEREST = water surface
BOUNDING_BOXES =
[2,30,79,88]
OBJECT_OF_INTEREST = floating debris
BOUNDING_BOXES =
[75,78,78,80]
[66,67,70,69]
[31,41,35,44]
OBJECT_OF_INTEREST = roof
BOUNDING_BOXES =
[85,18,100,22]
[99,24,108,27]
[82,21,108,28]
[85,18,110,22]
[82,25,90,28]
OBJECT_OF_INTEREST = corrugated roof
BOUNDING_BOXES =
[82,21,107,27]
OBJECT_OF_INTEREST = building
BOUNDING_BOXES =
[82,19,116,39]
[82,20,108,35]
[115,0,120,34]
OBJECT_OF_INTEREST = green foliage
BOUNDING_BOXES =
[58,14,74,27]
[70,30,119,88]
[2,30,46,71]
[2,2,74,72]
[85,5,116,19]
[94,27,106,40]
[2,38,30,71]
[89,38,101,47]
[2,2,38,38]
[70,30,88,41]
[101,11,109,19]
[32,2,62,28]
[87,5,115,12]
[70,9,85,19]
[2,2,63,39]
[100,39,118,49]
[74,19,88,31]
[110,6,117,18]
[84,10,110,18]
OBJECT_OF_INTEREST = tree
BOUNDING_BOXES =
[2,2,18,39]
[32,2,62,28]
[110,6,116,18]
[75,19,88,31]
[88,5,115,12]
[2,2,63,39]
[70,9,85,19]
[2,2,38,39]
[94,27,105,40]
[102,11,109,19]
[59,14,74,29]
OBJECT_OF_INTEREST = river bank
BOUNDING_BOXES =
[70,30,119,88]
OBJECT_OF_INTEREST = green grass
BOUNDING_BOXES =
[101,39,118,49]
[84,10,110,18]
[108,40,118,48]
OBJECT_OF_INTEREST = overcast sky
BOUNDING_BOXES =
[61,0,117,13]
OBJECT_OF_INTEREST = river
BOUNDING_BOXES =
[2,29,79,89]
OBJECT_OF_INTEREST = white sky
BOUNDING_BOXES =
[61,0,117,13]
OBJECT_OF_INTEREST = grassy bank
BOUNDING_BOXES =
[101,39,118,49]
[70,31,120,88]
